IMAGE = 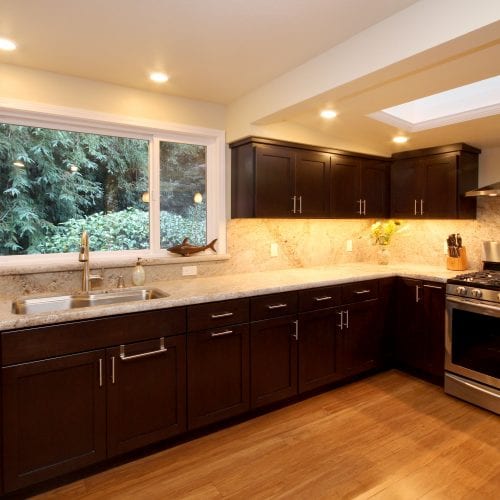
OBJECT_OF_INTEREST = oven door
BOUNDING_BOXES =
[445,296,500,390]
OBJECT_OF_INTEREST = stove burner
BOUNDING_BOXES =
[448,270,500,291]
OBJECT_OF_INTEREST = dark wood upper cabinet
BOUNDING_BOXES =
[331,156,389,218]
[230,137,388,219]
[391,144,479,219]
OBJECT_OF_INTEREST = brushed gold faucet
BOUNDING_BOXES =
[78,231,103,292]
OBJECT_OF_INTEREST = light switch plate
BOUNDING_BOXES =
[270,243,279,257]
[346,239,353,252]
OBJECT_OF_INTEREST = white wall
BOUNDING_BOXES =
[0,64,226,130]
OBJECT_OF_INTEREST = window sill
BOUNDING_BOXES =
[0,253,231,276]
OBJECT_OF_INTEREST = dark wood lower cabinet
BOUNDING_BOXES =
[394,278,445,381]
[250,316,298,408]
[2,350,106,493]
[106,335,186,457]
[298,308,341,393]
[339,300,382,376]
[187,324,249,429]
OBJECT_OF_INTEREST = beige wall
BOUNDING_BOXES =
[0,63,226,129]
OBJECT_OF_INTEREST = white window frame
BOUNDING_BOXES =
[0,98,226,270]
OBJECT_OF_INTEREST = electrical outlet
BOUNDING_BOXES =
[182,265,197,276]
[346,239,353,252]
[270,243,279,257]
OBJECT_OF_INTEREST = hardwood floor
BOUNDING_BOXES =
[34,370,499,499]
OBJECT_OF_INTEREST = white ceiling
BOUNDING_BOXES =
[0,0,418,103]
[1,0,500,154]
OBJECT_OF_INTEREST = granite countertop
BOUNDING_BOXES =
[0,263,459,332]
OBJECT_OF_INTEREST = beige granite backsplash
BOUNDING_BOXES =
[0,198,498,298]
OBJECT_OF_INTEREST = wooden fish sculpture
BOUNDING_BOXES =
[167,237,217,257]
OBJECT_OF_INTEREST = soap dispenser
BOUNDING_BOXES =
[132,258,145,286]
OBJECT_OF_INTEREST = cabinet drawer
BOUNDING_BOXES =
[1,307,186,366]
[299,286,341,312]
[187,298,249,332]
[341,280,379,304]
[250,292,298,321]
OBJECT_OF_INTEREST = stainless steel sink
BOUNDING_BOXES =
[12,288,168,315]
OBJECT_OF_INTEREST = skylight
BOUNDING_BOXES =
[369,75,500,132]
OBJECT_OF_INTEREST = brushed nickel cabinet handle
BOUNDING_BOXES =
[210,329,234,338]
[314,296,332,302]
[98,358,103,387]
[292,196,297,214]
[416,285,421,303]
[357,199,363,215]
[363,199,367,215]
[337,311,344,330]
[210,312,234,319]
[292,320,299,340]
[354,290,371,295]
[414,199,417,215]
[344,309,349,329]
[120,338,166,361]
[111,356,116,384]
[423,284,443,290]
[420,199,424,215]
[299,196,302,214]
[267,303,287,310]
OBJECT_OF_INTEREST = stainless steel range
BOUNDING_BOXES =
[445,241,500,414]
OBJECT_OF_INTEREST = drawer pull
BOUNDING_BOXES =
[354,290,371,295]
[210,312,234,319]
[314,296,332,302]
[423,284,443,290]
[120,337,167,361]
[210,329,234,338]
[267,303,287,310]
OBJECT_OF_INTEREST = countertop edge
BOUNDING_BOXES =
[0,263,456,332]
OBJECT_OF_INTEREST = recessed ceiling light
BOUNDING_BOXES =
[149,72,169,83]
[0,38,16,51]
[393,136,408,144]
[13,160,25,167]
[320,109,337,119]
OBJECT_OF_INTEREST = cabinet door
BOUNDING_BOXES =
[331,155,362,217]
[298,308,341,393]
[255,145,295,217]
[391,159,423,218]
[187,324,249,429]
[422,282,445,379]
[394,278,427,372]
[295,150,330,217]
[339,300,382,376]
[423,154,457,218]
[250,316,298,408]
[106,335,186,457]
[2,350,106,492]
[361,160,389,218]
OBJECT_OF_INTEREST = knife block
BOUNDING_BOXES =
[446,247,468,271]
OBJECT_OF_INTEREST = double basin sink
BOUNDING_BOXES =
[12,288,168,315]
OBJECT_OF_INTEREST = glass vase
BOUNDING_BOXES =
[377,245,390,265]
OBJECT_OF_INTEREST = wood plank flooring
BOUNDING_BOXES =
[35,371,499,499]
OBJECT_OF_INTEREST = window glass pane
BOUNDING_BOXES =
[0,123,149,255]
[159,141,207,248]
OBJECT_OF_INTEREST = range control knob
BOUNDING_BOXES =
[470,288,482,299]
[456,286,467,296]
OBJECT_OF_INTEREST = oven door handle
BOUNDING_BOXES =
[447,295,500,314]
